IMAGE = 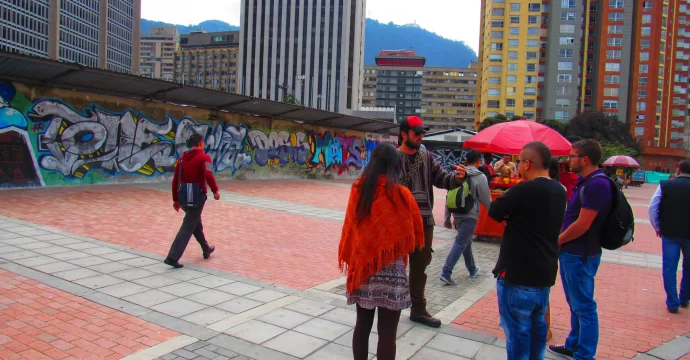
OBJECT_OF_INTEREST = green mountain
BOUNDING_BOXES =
[141,18,477,68]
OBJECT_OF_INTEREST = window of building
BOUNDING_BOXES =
[558,74,572,82]
[604,88,620,96]
[525,87,537,96]
[489,78,502,85]
[527,40,539,48]
[636,102,647,111]
[507,75,517,83]
[492,8,505,16]
[560,37,575,45]
[509,39,519,48]
[640,52,649,61]
[562,0,576,8]
[604,100,619,109]
[491,42,504,50]
[639,64,649,73]
[525,75,537,84]
[492,31,503,39]
[641,39,651,48]
[560,49,574,58]
[528,28,540,36]
[506,86,516,95]
[528,15,540,24]
[556,99,571,107]
[488,89,501,96]
[606,50,622,59]
[605,75,620,84]
[511,3,520,11]
[508,63,518,71]
[638,77,648,85]
[508,51,518,59]
[636,114,646,123]
[490,66,502,73]
[606,63,621,71]
[510,15,520,24]
[555,111,570,120]
[558,61,573,70]
[529,3,541,11]
[642,14,652,23]
[607,37,622,46]
[609,12,624,21]
[643,1,653,10]
[557,86,572,95]
[560,24,576,33]
[638,90,648,98]
[510,27,520,36]
[488,100,501,108]
[610,0,624,8]
[641,27,651,36]
[526,51,538,60]
[608,25,623,34]
[526,64,537,72]
[524,99,536,107]
[506,99,516,107]
[492,20,505,28]
[561,11,576,20]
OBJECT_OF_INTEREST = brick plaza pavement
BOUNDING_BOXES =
[0,180,688,359]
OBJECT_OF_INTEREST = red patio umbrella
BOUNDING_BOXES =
[603,155,640,168]
[463,120,572,156]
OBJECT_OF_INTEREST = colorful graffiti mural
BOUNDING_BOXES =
[0,82,396,188]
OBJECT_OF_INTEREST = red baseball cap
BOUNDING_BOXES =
[400,116,429,133]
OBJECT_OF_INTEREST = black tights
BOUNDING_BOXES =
[352,305,401,360]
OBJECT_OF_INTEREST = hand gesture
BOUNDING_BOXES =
[173,202,180,212]
[452,164,467,180]
[214,192,221,200]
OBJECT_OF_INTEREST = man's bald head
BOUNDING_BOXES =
[520,142,552,170]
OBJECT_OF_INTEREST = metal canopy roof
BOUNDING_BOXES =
[0,51,399,135]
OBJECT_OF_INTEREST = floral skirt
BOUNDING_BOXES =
[346,257,411,311]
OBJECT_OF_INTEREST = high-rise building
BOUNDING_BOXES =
[363,49,477,131]
[629,0,690,168]
[238,0,366,113]
[0,0,141,73]
[173,31,239,92]
[140,26,179,80]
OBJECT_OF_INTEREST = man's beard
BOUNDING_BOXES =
[405,138,421,149]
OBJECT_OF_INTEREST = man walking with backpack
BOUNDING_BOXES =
[648,158,690,313]
[549,140,612,360]
[440,149,491,285]
[166,133,219,268]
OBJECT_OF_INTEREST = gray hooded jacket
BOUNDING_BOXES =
[454,166,492,219]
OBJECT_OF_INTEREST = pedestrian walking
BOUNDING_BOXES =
[165,133,219,268]
[549,139,612,360]
[648,158,690,313]
[397,116,467,328]
[440,149,491,285]
[338,142,426,360]
[488,142,567,360]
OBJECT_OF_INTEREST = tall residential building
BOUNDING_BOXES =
[363,50,477,131]
[238,0,366,113]
[0,0,141,73]
[173,31,239,92]
[140,26,179,80]
[629,0,690,168]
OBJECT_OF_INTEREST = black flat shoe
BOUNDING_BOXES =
[164,258,184,268]
[203,245,215,260]
[409,313,441,328]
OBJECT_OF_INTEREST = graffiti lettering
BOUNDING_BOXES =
[246,130,311,166]
[308,133,366,174]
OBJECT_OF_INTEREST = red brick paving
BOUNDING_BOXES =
[453,257,690,359]
[0,269,178,360]
[222,180,351,210]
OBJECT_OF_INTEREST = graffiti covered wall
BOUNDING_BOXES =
[0,82,396,188]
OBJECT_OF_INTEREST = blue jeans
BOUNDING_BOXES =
[662,236,690,310]
[442,217,477,278]
[559,252,601,360]
[497,277,550,360]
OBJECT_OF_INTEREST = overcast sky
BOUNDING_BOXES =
[141,0,481,52]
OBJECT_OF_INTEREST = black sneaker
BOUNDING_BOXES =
[203,245,215,259]
[668,307,679,314]
[409,312,442,328]
[548,344,574,359]
[164,258,184,268]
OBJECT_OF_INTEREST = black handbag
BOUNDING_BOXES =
[177,159,203,208]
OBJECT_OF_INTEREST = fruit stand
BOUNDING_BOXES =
[475,177,524,238]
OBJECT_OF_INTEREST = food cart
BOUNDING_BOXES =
[463,120,572,240]
[630,171,646,186]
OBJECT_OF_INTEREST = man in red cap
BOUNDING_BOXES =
[398,115,467,327]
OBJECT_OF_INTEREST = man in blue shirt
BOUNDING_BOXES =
[648,159,690,313]
[549,140,612,360]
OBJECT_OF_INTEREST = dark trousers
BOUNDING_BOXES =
[352,305,401,360]
[167,195,210,262]
[409,225,434,316]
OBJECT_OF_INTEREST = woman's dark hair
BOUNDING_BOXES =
[549,158,560,181]
[356,142,402,220]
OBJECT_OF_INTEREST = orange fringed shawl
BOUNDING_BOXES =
[338,177,426,294]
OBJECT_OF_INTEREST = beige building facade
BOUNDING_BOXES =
[139,26,179,80]
[174,31,239,92]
